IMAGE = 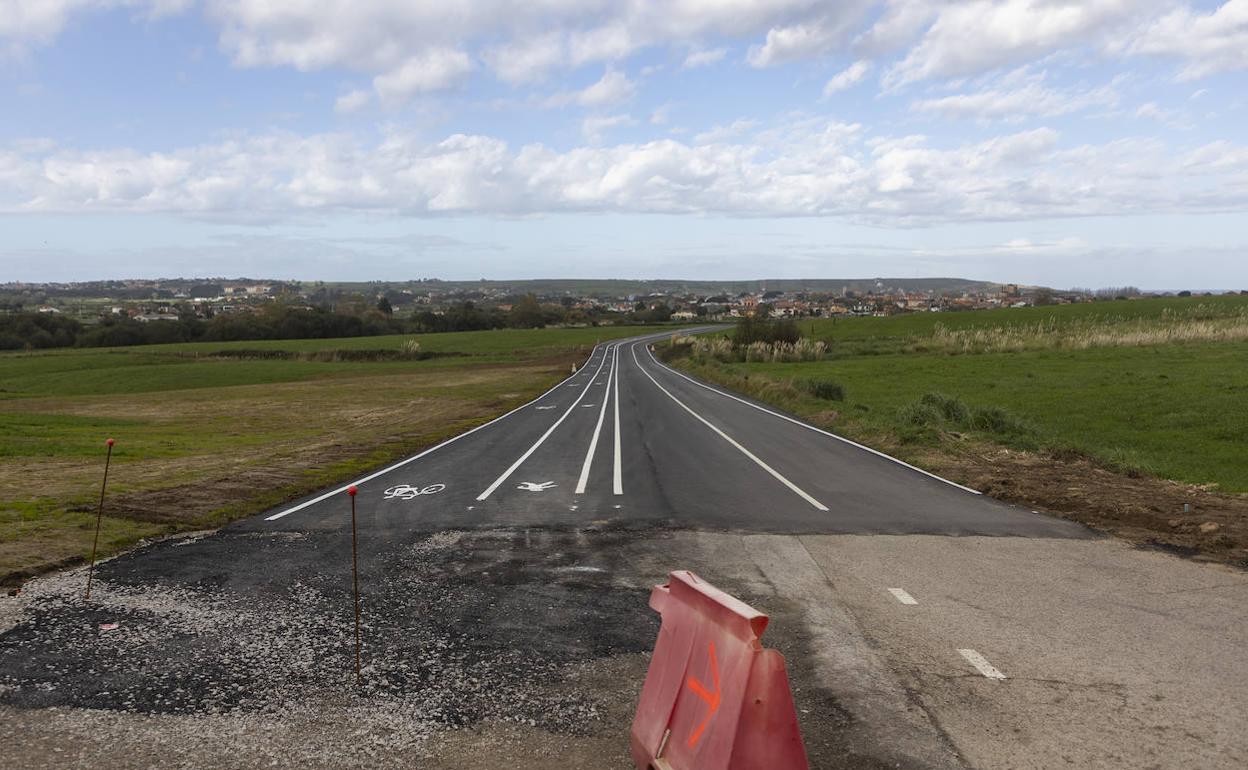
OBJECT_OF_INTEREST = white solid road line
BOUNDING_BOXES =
[575,345,617,494]
[265,344,608,521]
[476,340,613,501]
[612,337,623,495]
[630,342,828,512]
[888,588,918,605]
[643,344,981,496]
[958,649,1008,680]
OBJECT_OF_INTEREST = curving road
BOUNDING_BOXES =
[254,331,1088,539]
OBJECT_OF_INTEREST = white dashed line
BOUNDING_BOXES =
[476,342,612,501]
[958,649,1007,680]
[888,588,918,605]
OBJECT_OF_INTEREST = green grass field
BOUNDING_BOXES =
[674,297,1248,493]
[0,324,685,586]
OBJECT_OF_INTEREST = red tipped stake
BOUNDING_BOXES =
[85,439,115,600]
[348,485,362,682]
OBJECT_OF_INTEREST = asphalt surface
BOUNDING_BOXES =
[3,329,1244,769]
[249,331,1089,537]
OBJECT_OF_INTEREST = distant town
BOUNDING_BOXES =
[4,277,1229,325]
[2,276,1242,352]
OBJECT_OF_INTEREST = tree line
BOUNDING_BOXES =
[0,295,678,351]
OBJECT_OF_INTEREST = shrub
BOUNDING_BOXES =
[969,406,1033,436]
[800,378,845,401]
[919,392,970,424]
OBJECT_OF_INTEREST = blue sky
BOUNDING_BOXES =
[2,1,1246,288]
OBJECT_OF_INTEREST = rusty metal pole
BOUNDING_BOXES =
[85,438,115,600]
[348,485,361,682]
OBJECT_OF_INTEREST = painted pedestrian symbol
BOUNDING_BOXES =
[383,484,446,500]
[517,481,557,492]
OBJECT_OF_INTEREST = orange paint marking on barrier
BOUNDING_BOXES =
[686,641,721,748]
[630,570,809,770]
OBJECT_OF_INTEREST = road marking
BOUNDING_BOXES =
[888,588,918,605]
[476,346,612,501]
[383,484,445,500]
[517,481,557,492]
[576,345,617,494]
[958,649,1007,680]
[630,342,828,511]
[642,344,980,495]
[536,405,556,410]
[582,403,596,407]
[264,344,601,521]
[612,336,623,495]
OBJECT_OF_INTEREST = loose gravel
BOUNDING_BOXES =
[0,526,659,768]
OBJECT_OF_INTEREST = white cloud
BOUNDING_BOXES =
[823,60,871,95]
[372,48,474,103]
[582,114,635,143]
[854,0,939,56]
[482,32,566,85]
[1134,100,1193,129]
[0,0,190,55]
[913,76,1118,121]
[884,0,1147,88]
[693,119,758,144]
[5,119,1245,223]
[747,14,861,68]
[333,89,371,114]
[547,69,636,108]
[202,1,864,86]
[1117,0,1248,81]
[683,47,728,68]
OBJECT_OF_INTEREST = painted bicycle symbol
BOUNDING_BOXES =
[383,484,446,500]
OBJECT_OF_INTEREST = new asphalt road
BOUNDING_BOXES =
[254,331,1087,538]
[2,330,1245,769]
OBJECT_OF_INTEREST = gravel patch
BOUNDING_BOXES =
[0,527,658,767]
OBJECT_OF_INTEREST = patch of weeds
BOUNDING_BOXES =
[798,378,845,401]
[1101,447,1158,479]
[919,392,970,424]
[969,406,1034,436]
[898,392,1034,444]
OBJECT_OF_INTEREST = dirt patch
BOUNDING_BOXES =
[900,441,1248,567]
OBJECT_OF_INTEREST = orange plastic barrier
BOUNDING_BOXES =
[630,570,809,770]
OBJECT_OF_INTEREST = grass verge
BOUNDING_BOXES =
[664,307,1248,566]
[1,325,684,587]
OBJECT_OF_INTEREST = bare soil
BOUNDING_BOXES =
[893,438,1248,568]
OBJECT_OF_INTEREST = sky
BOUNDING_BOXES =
[1,1,1246,288]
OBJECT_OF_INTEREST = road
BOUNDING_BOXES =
[1,329,1245,769]
[255,331,1083,537]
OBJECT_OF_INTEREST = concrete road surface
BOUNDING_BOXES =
[2,330,1245,769]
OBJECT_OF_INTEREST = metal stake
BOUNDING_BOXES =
[349,485,362,682]
[85,438,114,600]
